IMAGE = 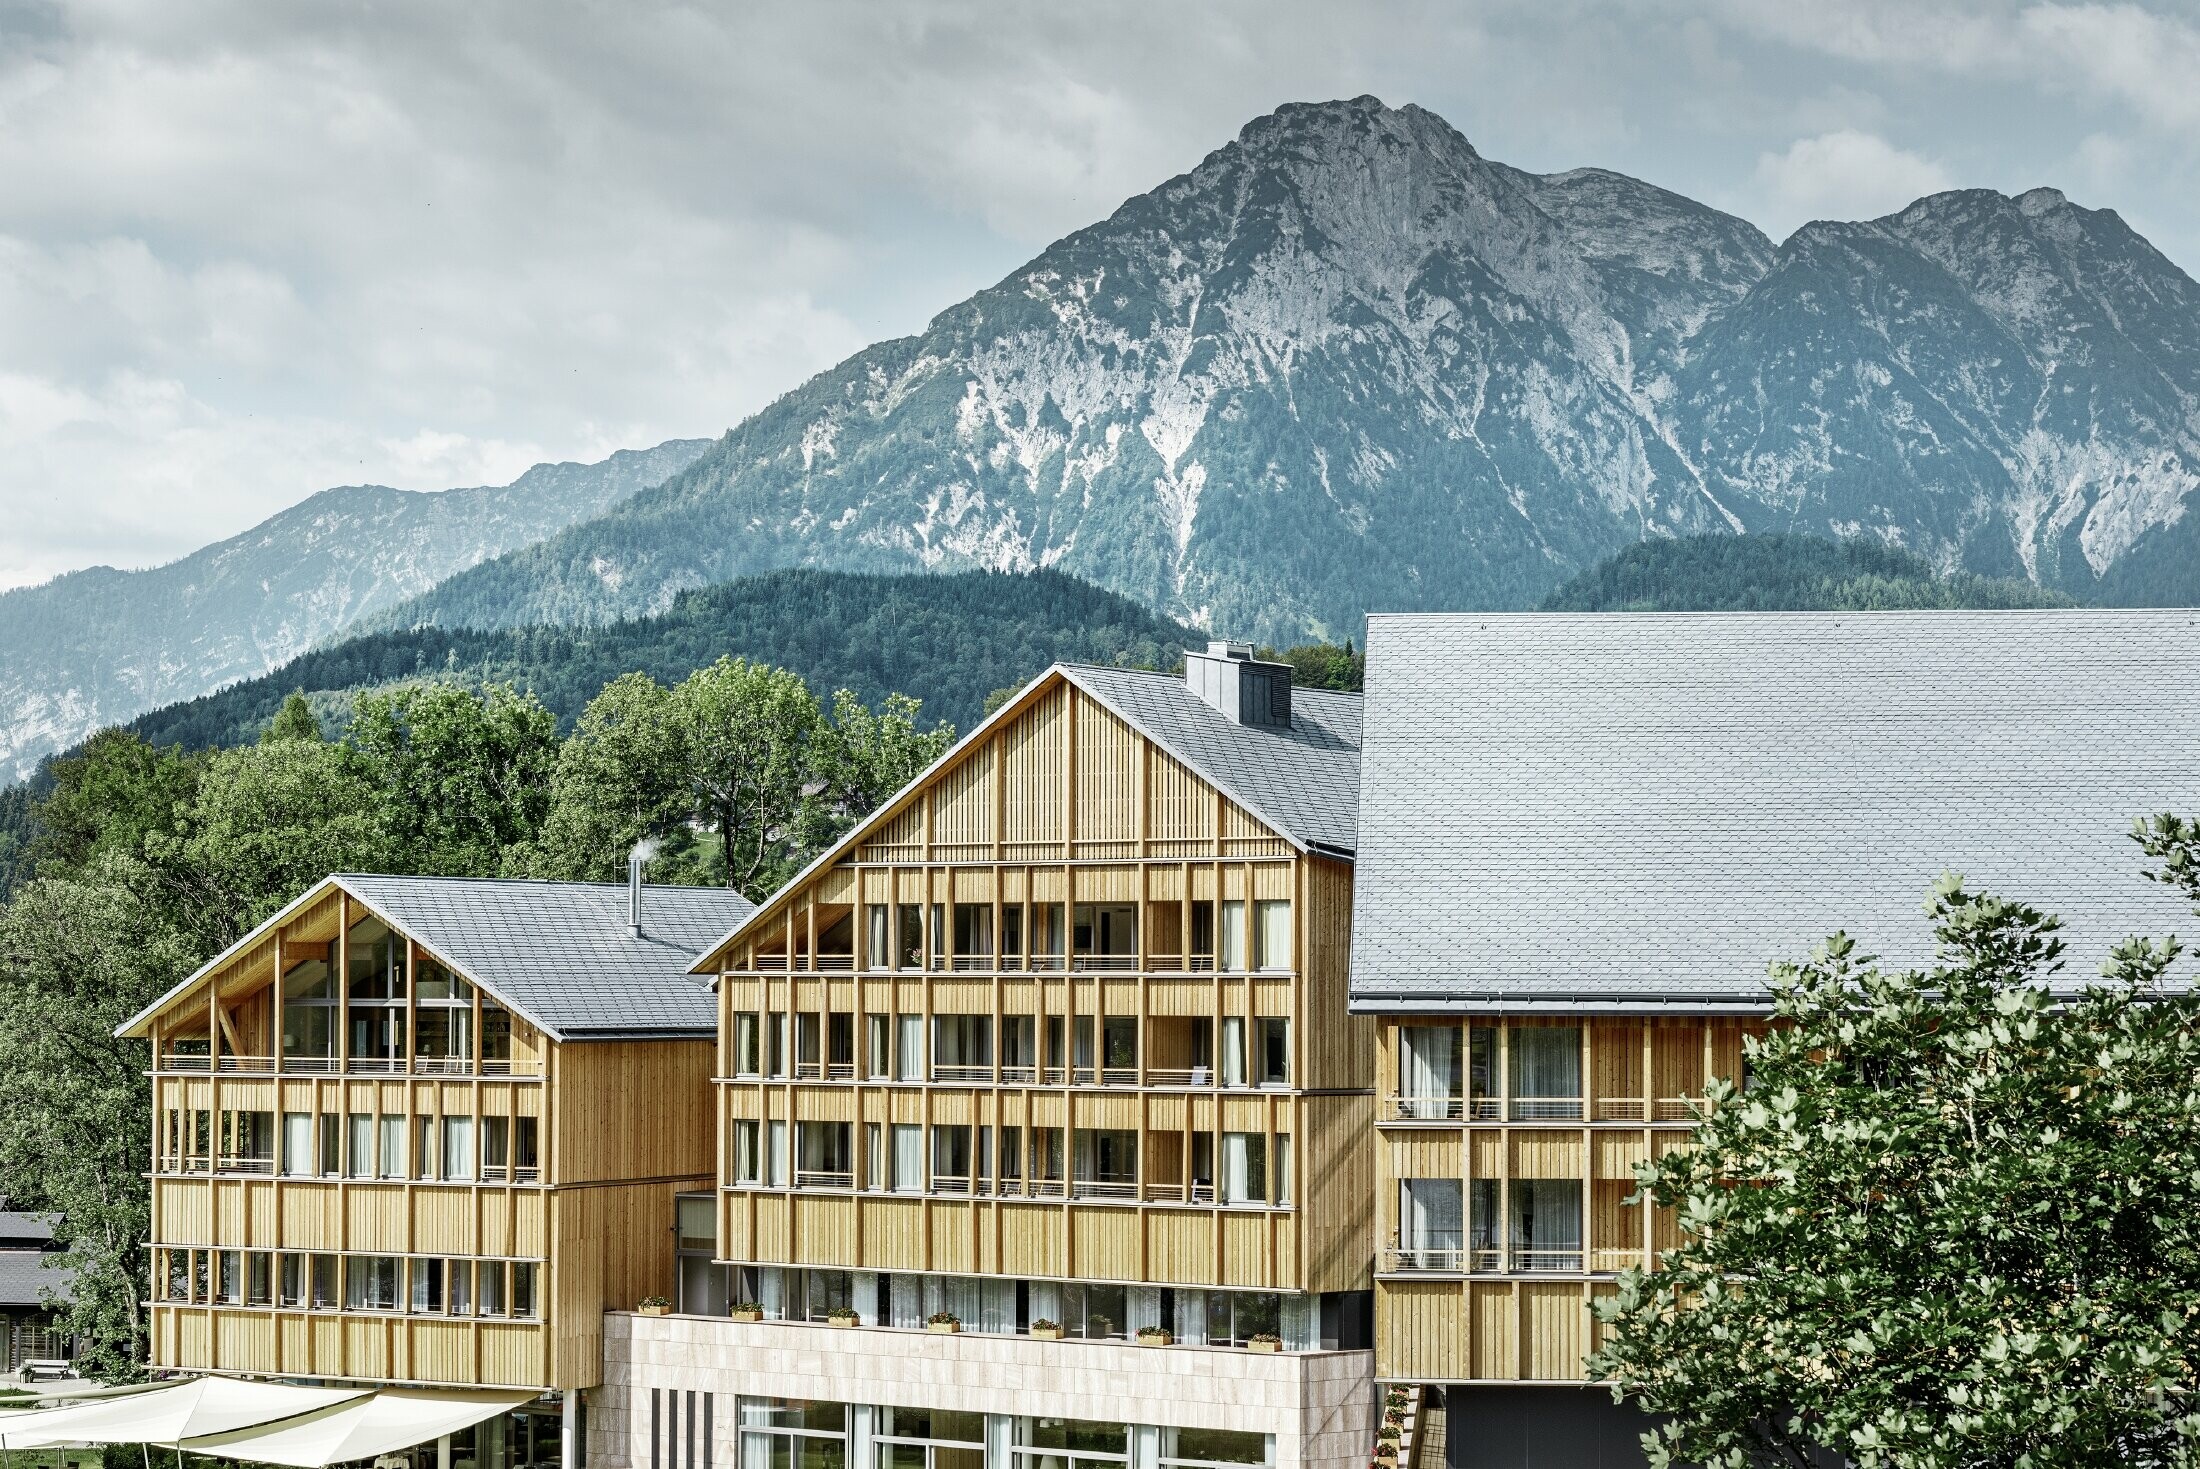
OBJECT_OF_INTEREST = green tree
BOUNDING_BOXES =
[165,740,396,943]
[259,691,324,744]
[0,854,202,1381]
[1588,857,2200,1468]
[675,657,823,899]
[29,728,202,883]
[809,688,955,837]
[348,682,558,876]
[513,672,689,882]
[1261,640,1364,692]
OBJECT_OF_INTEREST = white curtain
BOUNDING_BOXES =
[1279,1295,1317,1351]
[1399,1027,1458,1111]
[896,1015,924,1080]
[1510,1180,1583,1266]
[1220,1133,1264,1204]
[892,1124,923,1192]
[1220,1018,1246,1088]
[1172,1288,1209,1345]
[1254,901,1292,970]
[1028,1280,1061,1326]
[1219,901,1246,971]
[1510,1028,1582,1099]
[282,1113,314,1176]
[1127,1286,1163,1333]
[442,1117,474,1181]
[768,1121,790,1187]
[981,1278,1016,1334]
[890,1274,922,1328]
[1402,1179,1464,1262]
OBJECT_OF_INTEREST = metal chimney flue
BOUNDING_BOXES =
[628,837,664,938]
[1184,640,1294,728]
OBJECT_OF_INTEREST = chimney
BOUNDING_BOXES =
[628,837,664,938]
[1184,640,1293,728]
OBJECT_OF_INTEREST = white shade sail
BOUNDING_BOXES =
[0,1377,368,1448]
[182,1387,537,1467]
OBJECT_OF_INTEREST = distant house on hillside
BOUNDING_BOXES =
[0,1206,75,1373]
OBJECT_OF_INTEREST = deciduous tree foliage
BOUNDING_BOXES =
[1589,834,2200,1469]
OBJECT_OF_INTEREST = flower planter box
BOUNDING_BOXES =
[730,1308,764,1323]
[1030,1326,1064,1341]
[1247,1338,1282,1353]
[1136,1331,1173,1347]
[638,1304,671,1318]
[927,1321,961,1335]
[827,1315,860,1328]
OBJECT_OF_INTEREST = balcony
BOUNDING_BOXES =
[1379,1095,1588,1123]
[1380,1244,1592,1275]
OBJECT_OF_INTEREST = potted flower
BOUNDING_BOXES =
[926,1311,962,1335]
[1247,1332,1283,1353]
[1376,1424,1401,1444]
[1373,1445,1397,1464]
[637,1295,672,1318]
[730,1301,764,1323]
[1136,1325,1173,1347]
[826,1307,860,1328]
[1029,1318,1064,1341]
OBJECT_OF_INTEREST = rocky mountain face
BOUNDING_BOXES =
[380,97,2200,645]
[0,439,710,781]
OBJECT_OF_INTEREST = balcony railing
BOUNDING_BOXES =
[930,1064,993,1085]
[1069,955,1138,972]
[930,1173,972,1195]
[1593,1099,1648,1122]
[1069,1179,1139,1201]
[412,1056,474,1076]
[1509,1098,1584,1121]
[998,1065,1038,1085]
[950,955,995,972]
[1143,1067,1211,1088]
[794,1169,854,1190]
[1141,1181,1217,1205]
[1511,1248,1585,1272]
[216,1156,275,1176]
[794,1062,857,1081]
[1382,1245,1466,1273]
[1383,1095,1466,1122]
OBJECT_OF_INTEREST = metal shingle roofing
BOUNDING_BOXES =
[336,875,754,1039]
[1059,664,1363,855]
[0,1250,70,1309]
[1348,609,2200,1013]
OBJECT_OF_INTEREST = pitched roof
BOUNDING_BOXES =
[118,875,754,1042]
[1059,664,1363,856]
[335,875,754,1039]
[0,1248,71,1309]
[1349,609,2200,1013]
[0,1212,56,1248]
[691,661,1363,972]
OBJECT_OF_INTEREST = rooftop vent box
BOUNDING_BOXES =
[1185,641,1293,729]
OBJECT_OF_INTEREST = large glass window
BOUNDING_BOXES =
[345,917,407,1067]
[876,1407,984,1469]
[1398,1026,1463,1119]
[891,1124,923,1193]
[797,1122,853,1188]
[1159,1430,1271,1469]
[930,1126,973,1194]
[1252,900,1291,970]
[895,1015,924,1081]
[1013,1418,1128,1469]
[345,1255,401,1311]
[1219,1133,1266,1205]
[895,905,925,970]
[442,1116,475,1181]
[1218,901,1247,971]
[951,904,993,967]
[1399,1179,1464,1269]
[932,1017,993,1078]
[1509,1179,1584,1271]
[413,958,474,1069]
[1510,1028,1583,1119]
[281,1112,315,1176]
[280,957,337,1065]
[1071,1130,1137,1199]
[739,1397,847,1469]
[1255,1018,1289,1086]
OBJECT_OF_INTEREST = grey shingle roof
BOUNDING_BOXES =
[1060,664,1362,855]
[1349,610,2200,1013]
[0,1213,55,1248]
[337,875,755,1039]
[0,1250,71,1309]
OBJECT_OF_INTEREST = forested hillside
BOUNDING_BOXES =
[126,568,1193,753]
[1538,535,2076,613]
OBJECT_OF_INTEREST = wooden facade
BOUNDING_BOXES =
[1371,1015,1761,1383]
[701,676,1375,1302]
[136,879,713,1390]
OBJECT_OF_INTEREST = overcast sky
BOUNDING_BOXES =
[2,0,2196,591]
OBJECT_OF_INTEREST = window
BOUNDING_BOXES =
[280,957,338,1064]
[1510,1028,1583,1119]
[1510,1179,1584,1271]
[511,1261,537,1317]
[891,1124,923,1193]
[865,1014,891,1078]
[733,1014,761,1076]
[796,1122,852,1186]
[766,1012,788,1078]
[1274,1132,1291,1203]
[1468,1025,1499,1115]
[1032,903,1065,966]
[481,1006,513,1069]
[378,1115,407,1180]
[413,959,474,1068]
[318,1113,340,1176]
[1101,1017,1137,1074]
[415,1116,437,1180]
[1255,1018,1289,1086]
[929,904,946,970]
[864,1123,885,1192]
[1000,905,1025,962]
[345,917,407,1066]
[1398,1026,1464,1119]
[733,1120,762,1184]
[1000,1016,1036,1079]
[998,1126,1023,1186]
[1219,1132,1267,1205]
[311,1254,339,1309]
[346,1256,402,1311]
[442,1116,475,1181]
[1469,1180,1502,1269]
[479,1261,506,1316]
[411,1258,445,1314]
[220,1109,274,1171]
[1219,1017,1246,1088]
[514,1117,538,1179]
[281,1113,315,1176]
[482,1117,509,1179]
[1399,1179,1464,1268]
[1159,1429,1272,1469]
[876,1405,985,1469]
[932,1016,992,1076]
[895,1014,924,1081]
[447,1258,473,1316]
[768,1120,790,1187]
[952,903,993,964]
[216,1250,243,1305]
[347,1113,374,1178]
[930,1126,973,1193]
[1252,900,1291,970]
[739,1397,847,1469]
[1014,1418,1129,1469]
[896,905,925,969]
[1072,1129,1137,1199]
[1218,900,1247,971]
[1033,1128,1064,1187]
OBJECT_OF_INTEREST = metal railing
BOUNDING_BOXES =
[1070,955,1139,972]
[1382,1245,1467,1273]
[216,1156,275,1176]
[1383,1095,1467,1122]
[1070,1179,1139,1201]
[1509,1098,1584,1121]
[951,956,995,972]
[794,1169,854,1190]
[1142,1181,1216,1205]
[412,1056,474,1076]
[1143,1067,1210,1088]
[931,1064,993,1085]
[1510,1248,1585,1272]
[999,1065,1038,1085]
[1593,1099,1648,1122]
[793,1062,857,1081]
[929,1173,972,1195]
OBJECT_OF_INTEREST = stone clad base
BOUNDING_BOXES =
[589,1311,1374,1469]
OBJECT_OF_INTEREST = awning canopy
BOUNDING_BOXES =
[183,1388,535,1467]
[0,1377,367,1448]
[0,1377,532,1463]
